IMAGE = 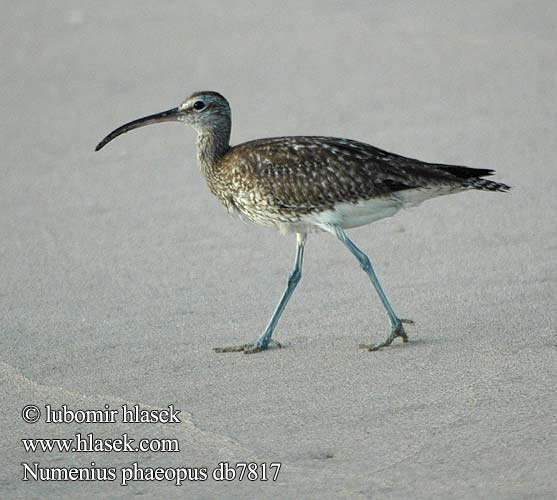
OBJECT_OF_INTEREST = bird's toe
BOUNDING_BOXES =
[213,340,282,354]
[359,320,413,351]
[213,344,254,353]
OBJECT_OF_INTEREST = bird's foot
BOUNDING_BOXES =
[359,318,414,352]
[213,339,282,354]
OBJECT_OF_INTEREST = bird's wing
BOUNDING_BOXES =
[224,136,490,214]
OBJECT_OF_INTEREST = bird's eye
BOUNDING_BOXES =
[193,100,205,111]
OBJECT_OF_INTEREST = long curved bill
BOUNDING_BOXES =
[95,107,181,151]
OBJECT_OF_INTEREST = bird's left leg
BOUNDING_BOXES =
[328,225,413,351]
[214,232,307,354]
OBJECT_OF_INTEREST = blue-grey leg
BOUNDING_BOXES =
[214,233,307,354]
[331,225,413,351]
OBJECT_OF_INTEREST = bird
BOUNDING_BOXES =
[95,91,510,354]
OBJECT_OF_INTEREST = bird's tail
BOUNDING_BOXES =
[437,165,511,192]
[462,177,511,192]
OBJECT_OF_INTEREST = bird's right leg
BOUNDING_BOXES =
[327,224,413,351]
[214,233,306,354]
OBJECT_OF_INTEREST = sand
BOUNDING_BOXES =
[1,1,556,498]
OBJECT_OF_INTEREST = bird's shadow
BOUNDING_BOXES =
[404,336,450,348]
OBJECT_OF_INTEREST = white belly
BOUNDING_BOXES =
[309,197,401,229]
[278,187,460,234]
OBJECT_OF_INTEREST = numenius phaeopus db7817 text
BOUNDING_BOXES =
[96,91,510,353]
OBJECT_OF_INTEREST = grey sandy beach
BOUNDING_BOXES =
[1,1,556,498]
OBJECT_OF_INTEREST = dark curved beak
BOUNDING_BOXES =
[95,107,181,151]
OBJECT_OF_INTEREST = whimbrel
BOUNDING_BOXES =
[96,91,510,353]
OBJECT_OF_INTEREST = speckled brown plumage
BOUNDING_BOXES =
[210,135,508,227]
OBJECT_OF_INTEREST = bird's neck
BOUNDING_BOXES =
[196,123,231,177]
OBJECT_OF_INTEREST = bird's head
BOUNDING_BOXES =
[95,91,231,151]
